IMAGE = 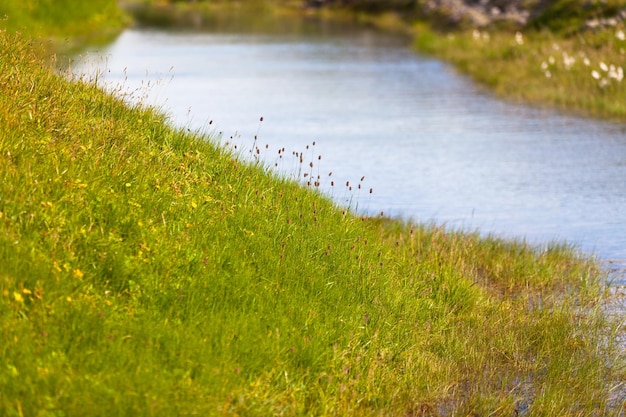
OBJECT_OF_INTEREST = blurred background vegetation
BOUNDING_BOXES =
[0,0,128,45]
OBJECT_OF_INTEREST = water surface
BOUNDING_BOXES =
[70,20,626,274]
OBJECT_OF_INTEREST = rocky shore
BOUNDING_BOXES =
[419,0,534,27]
[306,0,626,30]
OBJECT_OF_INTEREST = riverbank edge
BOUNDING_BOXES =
[325,7,626,122]
[295,3,626,123]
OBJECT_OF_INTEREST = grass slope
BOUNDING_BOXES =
[407,0,626,121]
[0,0,128,50]
[412,21,626,121]
[1,28,624,415]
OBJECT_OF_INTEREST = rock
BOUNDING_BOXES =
[421,0,530,27]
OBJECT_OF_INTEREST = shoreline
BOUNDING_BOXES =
[118,0,626,122]
[305,3,626,123]
[74,18,626,271]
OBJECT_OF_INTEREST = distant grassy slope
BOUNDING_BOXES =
[366,0,626,120]
[414,23,626,121]
[1,23,624,417]
[0,0,127,48]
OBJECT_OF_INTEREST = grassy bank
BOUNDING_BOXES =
[0,0,128,51]
[1,18,626,417]
[411,22,626,121]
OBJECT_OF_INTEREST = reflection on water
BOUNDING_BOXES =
[69,17,626,274]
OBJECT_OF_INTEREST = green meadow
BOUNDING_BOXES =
[1,1,625,415]
[0,0,128,52]
[411,21,626,122]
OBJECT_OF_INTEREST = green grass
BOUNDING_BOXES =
[411,22,626,121]
[0,0,128,51]
[120,0,312,32]
[1,25,625,415]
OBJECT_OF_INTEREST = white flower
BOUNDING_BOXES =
[515,32,524,45]
[600,62,609,72]
[608,65,624,82]
[552,43,561,51]
[541,61,548,70]
[591,70,601,79]
[562,52,575,69]
[548,56,555,65]
[616,30,625,41]
[545,70,552,78]
[583,57,591,66]
[471,30,489,42]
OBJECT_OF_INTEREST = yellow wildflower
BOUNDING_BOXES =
[73,269,84,279]
[13,292,23,303]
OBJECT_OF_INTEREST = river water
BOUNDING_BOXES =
[69,16,626,277]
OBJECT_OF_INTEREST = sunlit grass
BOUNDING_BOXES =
[1,25,624,415]
[411,19,626,121]
[0,0,128,51]
[120,0,300,31]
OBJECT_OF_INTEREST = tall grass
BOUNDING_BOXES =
[1,27,624,415]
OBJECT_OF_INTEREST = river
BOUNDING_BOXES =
[68,14,626,279]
